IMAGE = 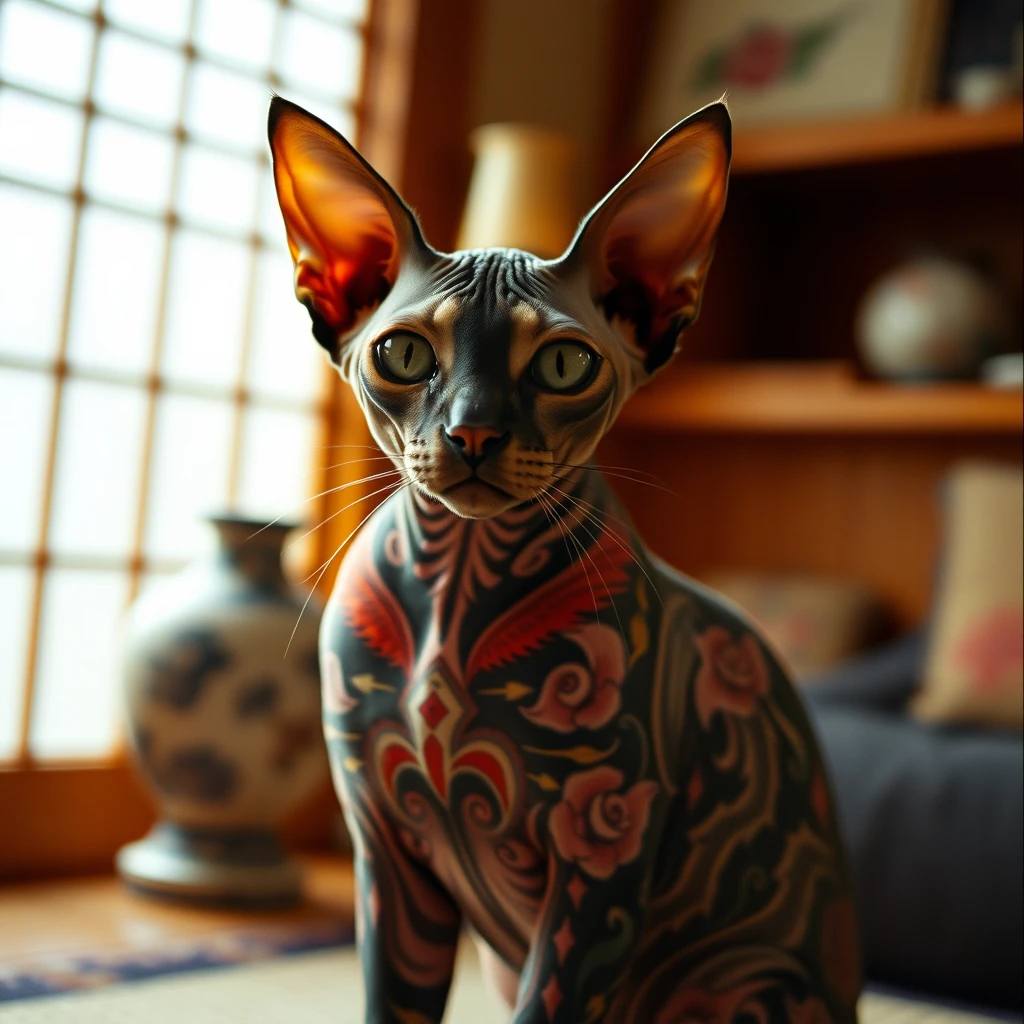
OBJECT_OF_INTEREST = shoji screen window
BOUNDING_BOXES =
[0,0,368,764]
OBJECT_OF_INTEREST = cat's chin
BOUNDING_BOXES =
[435,479,521,520]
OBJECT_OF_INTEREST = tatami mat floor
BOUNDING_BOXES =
[0,942,1012,1024]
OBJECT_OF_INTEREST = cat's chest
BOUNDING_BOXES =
[323,585,606,828]
[320,514,660,955]
[322,534,651,823]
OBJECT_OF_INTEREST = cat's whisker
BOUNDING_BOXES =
[284,472,407,553]
[591,463,667,483]
[537,491,605,630]
[301,466,407,508]
[537,491,596,619]
[546,479,635,537]
[297,479,407,587]
[307,455,403,480]
[535,493,554,530]
[552,460,668,485]
[534,493,563,558]
[246,468,405,542]
[574,469,677,496]
[535,493,584,602]
[285,480,410,658]
[550,462,678,497]
[545,491,629,648]
[314,443,402,456]
[585,469,678,496]
[536,466,580,495]
[535,491,572,563]
[547,483,666,612]
[553,496,621,642]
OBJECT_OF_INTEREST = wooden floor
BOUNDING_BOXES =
[0,854,355,967]
[0,861,1014,1023]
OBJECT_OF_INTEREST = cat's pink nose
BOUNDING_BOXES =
[446,424,506,462]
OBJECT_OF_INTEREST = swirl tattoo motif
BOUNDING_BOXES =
[269,93,859,1024]
[320,474,859,1023]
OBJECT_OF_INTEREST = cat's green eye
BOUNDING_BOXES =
[376,332,436,384]
[531,341,597,392]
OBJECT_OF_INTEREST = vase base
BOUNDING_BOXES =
[116,823,304,908]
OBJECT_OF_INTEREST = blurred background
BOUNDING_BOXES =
[0,0,1021,1014]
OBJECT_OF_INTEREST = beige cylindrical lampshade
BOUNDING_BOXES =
[456,124,579,259]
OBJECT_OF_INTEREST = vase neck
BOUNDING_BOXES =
[211,519,289,589]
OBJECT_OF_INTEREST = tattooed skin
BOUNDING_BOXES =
[269,98,860,1023]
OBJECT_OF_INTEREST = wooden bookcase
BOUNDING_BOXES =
[600,103,1023,630]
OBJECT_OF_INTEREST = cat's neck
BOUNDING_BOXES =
[394,465,629,544]
[378,466,640,668]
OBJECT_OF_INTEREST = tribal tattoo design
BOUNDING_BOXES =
[269,97,861,1023]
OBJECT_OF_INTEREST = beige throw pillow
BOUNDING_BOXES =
[914,462,1023,729]
[702,571,885,681]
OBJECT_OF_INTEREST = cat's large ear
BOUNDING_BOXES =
[268,97,428,365]
[560,102,730,375]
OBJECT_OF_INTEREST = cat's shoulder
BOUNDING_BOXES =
[649,555,757,634]
[648,554,794,681]
[646,555,817,766]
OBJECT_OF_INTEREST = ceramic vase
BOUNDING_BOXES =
[856,257,1011,381]
[117,515,328,906]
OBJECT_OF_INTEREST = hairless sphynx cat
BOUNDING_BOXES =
[269,96,860,1024]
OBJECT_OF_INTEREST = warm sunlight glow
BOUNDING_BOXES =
[0,0,367,761]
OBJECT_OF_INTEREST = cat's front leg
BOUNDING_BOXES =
[343,786,462,1024]
[510,765,661,1023]
[511,860,651,1024]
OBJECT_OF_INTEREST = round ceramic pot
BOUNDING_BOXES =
[856,257,1011,381]
[117,515,328,906]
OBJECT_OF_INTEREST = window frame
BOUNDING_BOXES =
[1,0,483,880]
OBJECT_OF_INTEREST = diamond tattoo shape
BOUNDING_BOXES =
[418,690,449,730]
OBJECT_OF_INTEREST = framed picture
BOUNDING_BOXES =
[638,0,948,135]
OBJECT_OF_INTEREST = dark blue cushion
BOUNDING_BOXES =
[802,628,927,711]
[804,637,1023,1010]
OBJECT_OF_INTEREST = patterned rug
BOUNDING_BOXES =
[0,920,352,1003]
[0,940,1019,1024]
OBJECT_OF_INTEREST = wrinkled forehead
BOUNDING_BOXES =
[375,248,597,355]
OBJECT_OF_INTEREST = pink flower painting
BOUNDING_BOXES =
[693,14,844,94]
[722,25,793,88]
[548,766,658,880]
[694,626,770,728]
[521,623,626,733]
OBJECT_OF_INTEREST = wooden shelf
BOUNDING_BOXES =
[731,103,1023,175]
[616,362,1024,435]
